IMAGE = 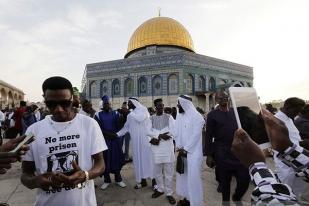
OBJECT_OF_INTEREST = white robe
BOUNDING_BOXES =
[171,96,205,206]
[117,99,154,183]
[274,111,306,196]
[147,114,175,164]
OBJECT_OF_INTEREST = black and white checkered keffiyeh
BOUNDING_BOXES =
[277,144,309,182]
[249,144,309,205]
[250,162,298,206]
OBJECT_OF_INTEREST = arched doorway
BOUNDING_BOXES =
[89,81,97,98]
[0,88,7,109]
[8,91,13,108]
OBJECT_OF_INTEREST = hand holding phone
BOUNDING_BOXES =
[0,134,34,173]
[0,134,34,158]
[10,133,35,154]
[229,87,270,149]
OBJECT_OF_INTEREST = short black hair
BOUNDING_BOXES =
[284,97,305,109]
[81,99,91,106]
[164,107,172,114]
[122,101,127,105]
[154,98,163,107]
[42,76,73,95]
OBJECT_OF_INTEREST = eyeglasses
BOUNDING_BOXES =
[45,100,72,109]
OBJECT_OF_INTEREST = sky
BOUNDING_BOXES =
[0,0,308,103]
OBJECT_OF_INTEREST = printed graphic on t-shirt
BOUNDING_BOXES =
[46,150,78,174]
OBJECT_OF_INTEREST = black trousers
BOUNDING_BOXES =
[217,165,250,202]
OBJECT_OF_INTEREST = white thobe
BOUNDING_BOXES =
[274,110,306,195]
[171,98,205,206]
[147,114,175,195]
[117,108,153,183]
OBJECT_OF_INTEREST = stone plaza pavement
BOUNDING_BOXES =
[0,158,261,206]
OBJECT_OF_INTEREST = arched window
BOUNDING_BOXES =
[0,88,7,103]
[209,77,216,92]
[168,74,178,94]
[124,78,134,97]
[112,79,120,96]
[138,76,147,96]
[100,80,108,97]
[198,76,206,91]
[152,75,162,96]
[184,74,194,94]
[89,81,97,98]
[8,91,13,107]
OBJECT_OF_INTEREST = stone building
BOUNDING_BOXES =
[81,16,253,111]
[0,80,25,109]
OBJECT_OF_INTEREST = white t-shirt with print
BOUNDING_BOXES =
[23,114,107,206]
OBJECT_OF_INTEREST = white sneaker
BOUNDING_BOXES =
[116,181,127,188]
[100,182,110,190]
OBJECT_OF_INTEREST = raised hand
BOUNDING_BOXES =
[1,135,30,155]
[0,136,30,173]
[231,128,265,168]
[261,109,293,153]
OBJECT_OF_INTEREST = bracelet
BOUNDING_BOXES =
[84,171,89,183]
[76,171,89,189]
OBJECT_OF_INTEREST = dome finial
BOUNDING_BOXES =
[158,7,161,17]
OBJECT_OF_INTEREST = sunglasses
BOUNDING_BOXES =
[45,100,72,109]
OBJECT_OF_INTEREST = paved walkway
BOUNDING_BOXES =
[0,158,260,206]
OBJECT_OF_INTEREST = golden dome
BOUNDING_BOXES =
[126,17,194,56]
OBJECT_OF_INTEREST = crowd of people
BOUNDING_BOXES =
[0,76,309,206]
[0,102,49,149]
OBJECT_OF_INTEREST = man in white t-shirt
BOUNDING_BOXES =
[21,76,107,206]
